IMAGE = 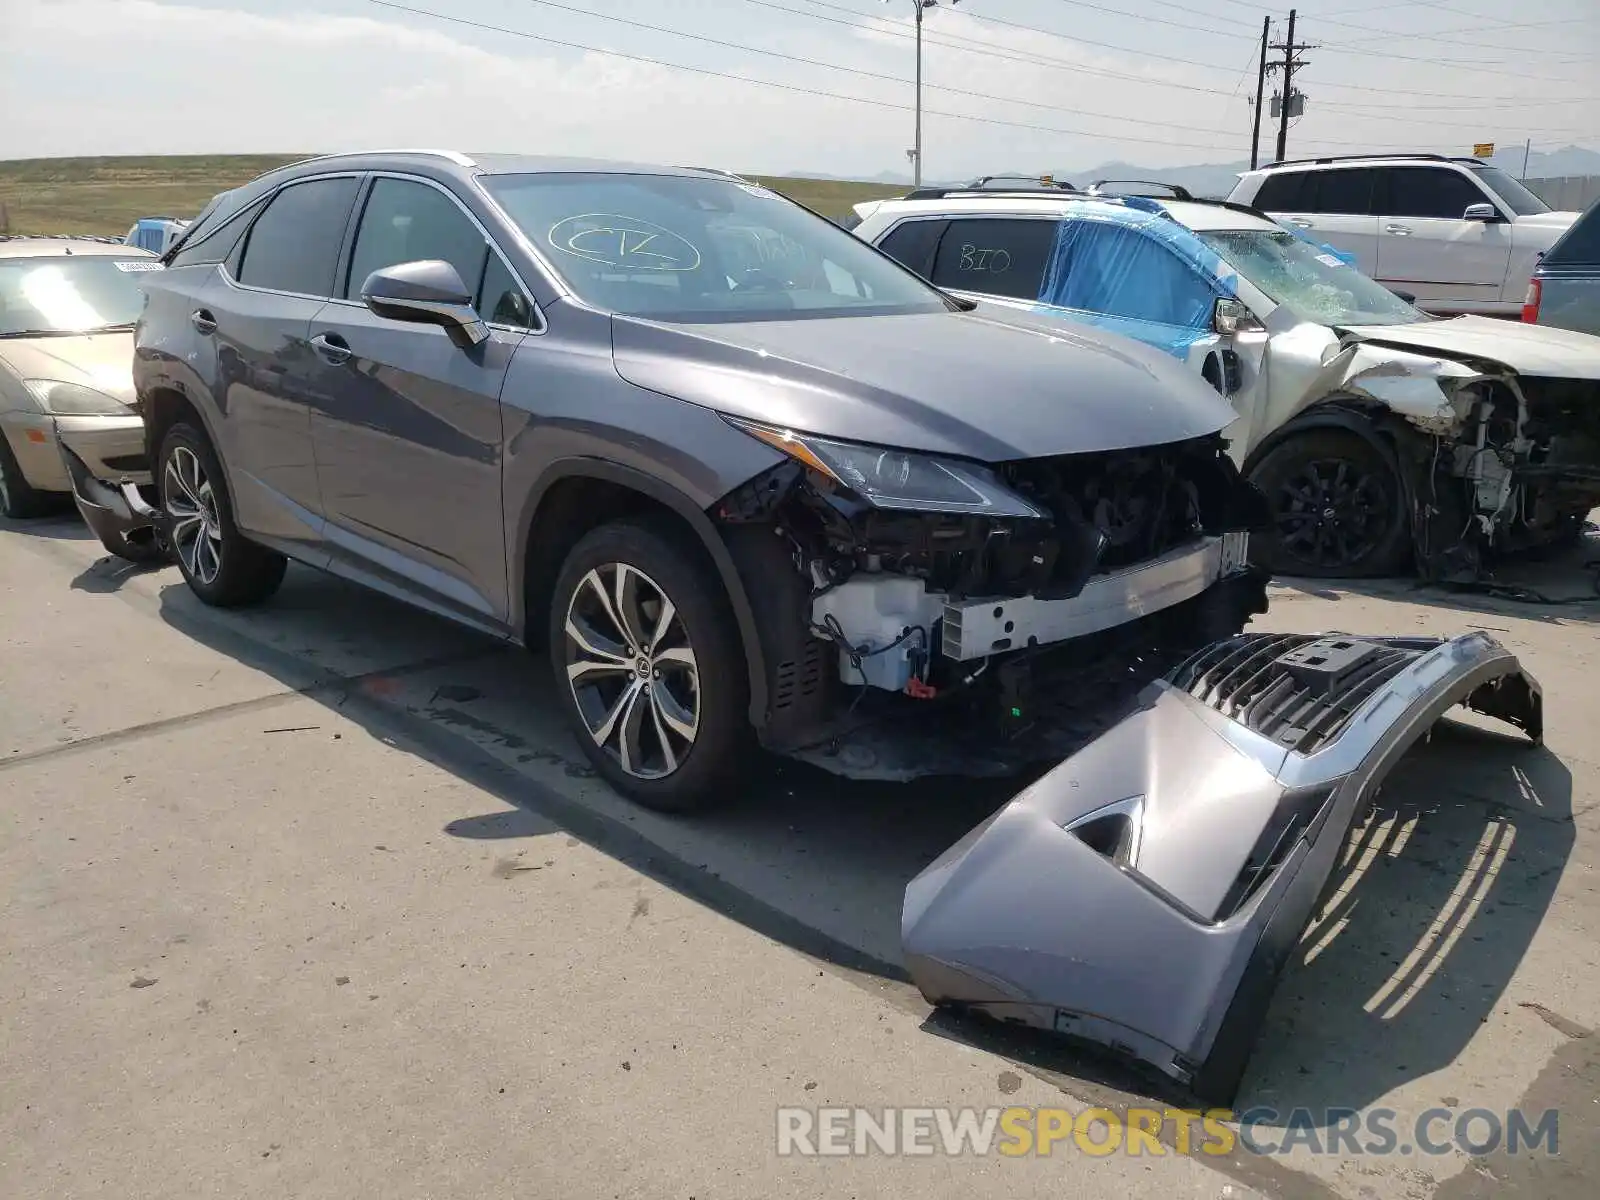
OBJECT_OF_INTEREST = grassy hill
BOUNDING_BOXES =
[0,155,908,237]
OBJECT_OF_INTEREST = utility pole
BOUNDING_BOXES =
[1250,16,1270,170]
[1267,8,1316,163]
[893,0,959,188]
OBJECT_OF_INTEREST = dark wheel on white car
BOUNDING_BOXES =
[1248,428,1412,578]
[0,432,53,519]
[549,519,749,812]
[159,422,287,606]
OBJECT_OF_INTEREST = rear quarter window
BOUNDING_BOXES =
[1543,201,1600,267]
[1253,171,1311,210]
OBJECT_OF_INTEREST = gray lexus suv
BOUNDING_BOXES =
[90,149,1272,810]
[72,150,1549,1105]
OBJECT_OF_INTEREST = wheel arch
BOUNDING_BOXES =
[1241,399,1407,480]
[516,458,771,728]
[142,385,239,513]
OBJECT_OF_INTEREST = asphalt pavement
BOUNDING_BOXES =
[3,510,1598,1200]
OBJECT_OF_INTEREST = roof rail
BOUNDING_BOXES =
[1260,152,1482,170]
[1087,179,1194,201]
[290,148,478,168]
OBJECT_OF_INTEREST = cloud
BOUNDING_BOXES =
[7,1,1596,176]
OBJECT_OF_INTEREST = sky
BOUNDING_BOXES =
[2,0,1597,177]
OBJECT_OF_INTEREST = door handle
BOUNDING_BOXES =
[310,332,352,365]
[1288,218,1313,228]
[1384,224,1412,235]
[190,309,217,335]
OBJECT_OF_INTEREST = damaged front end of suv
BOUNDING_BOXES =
[711,417,1271,779]
[1316,334,1600,582]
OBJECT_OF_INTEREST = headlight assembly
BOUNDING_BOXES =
[723,415,1044,518]
[22,379,132,416]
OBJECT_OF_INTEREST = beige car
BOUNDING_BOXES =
[0,236,162,557]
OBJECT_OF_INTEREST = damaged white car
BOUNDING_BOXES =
[854,186,1600,580]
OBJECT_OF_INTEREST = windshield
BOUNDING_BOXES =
[1198,229,1423,327]
[1468,166,1550,217]
[0,255,154,337]
[481,172,953,321]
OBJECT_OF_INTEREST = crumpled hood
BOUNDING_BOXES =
[1340,315,1600,380]
[609,303,1239,462]
[0,331,138,405]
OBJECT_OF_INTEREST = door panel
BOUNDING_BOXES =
[1375,167,1512,310]
[1274,168,1381,277]
[301,174,536,625]
[208,173,361,550]
[304,305,521,623]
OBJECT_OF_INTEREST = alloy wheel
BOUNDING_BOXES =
[1274,457,1390,571]
[164,444,223,585]
[563,562,700,780]
[0,455,11,514]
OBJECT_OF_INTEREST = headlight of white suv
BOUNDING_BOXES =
[723,415,1045,518]
[21,379,132,416]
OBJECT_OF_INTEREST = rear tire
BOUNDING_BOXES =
[158,422,287,606]
[0,432,53,519]
[548,518,750,813]
[1248,427,1412,578]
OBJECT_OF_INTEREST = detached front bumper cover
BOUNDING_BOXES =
[902,631,1542,1103]
[58,443,169,552]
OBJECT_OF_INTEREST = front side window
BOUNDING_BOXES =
[345,178,490,302]
[0,256,153,337]
[1468,166,1550,217]
[1381,167,1493,220]
[928,218,1057,300]
[480,172,953,321]
[1199,228,1422,326]
[1041,221,1217,329]
[236,176,360,296]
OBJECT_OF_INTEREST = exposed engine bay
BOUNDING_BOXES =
[716,432,1271,777]
[1278,334,1600,583]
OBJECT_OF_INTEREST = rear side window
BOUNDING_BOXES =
[1381,167,1492,220]
[344,177,490,301]
[929,218,1057,300]
[1309,168,1377,216]
[1253,171,1311,210]
[1541,202,1600,266]
[875,219,946,276]
[236,177,360,296]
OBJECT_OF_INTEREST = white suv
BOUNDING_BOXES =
[1228,154,1579,317]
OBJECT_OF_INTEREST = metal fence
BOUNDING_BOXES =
[1525,176,1600,212]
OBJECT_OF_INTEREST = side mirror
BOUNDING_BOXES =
[1212,297,1262,336]
[1462,202,1500,222]
[360,259,489,349]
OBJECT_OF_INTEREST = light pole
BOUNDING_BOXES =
[889,0,959,188]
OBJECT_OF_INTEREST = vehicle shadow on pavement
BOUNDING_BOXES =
[1275,531,1600,626]
[1238,721,1574,1124]
[147,564,1571,1123]
[0,509,97,544]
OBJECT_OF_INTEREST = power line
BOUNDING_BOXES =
[1041,0,1261,35]
[361,0,1249,151]
[493,0,1252,140]
[753,0,1242,97]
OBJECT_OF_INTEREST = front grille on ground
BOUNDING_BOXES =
[1170,633,1421,755]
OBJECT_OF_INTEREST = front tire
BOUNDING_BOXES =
[158,422,287,606]
[0,432,53,519]
[548,519,750,812]
[1248,428,1412,578]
